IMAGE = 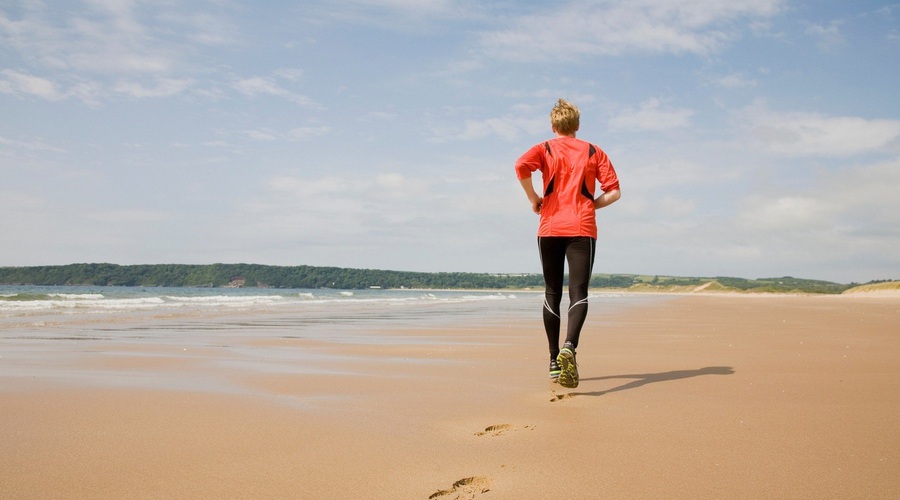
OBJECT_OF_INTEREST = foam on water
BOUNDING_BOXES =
[0,285,531,319]
[0,286,667,340]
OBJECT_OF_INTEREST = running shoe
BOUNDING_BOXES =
[549,358,561,381]
[556,342,579,388]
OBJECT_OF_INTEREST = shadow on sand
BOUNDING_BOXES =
[574,366,735,397]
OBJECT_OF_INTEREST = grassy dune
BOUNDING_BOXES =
[842,281,900,295]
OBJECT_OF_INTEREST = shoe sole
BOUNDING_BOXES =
[549,369,561,381]
[556,348,579,388]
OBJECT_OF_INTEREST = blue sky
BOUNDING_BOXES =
[2,0,898,283]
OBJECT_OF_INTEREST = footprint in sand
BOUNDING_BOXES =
[475,424,512,437]
[550,390,575,402]
[474,424,534,437]
[429,476,492,499]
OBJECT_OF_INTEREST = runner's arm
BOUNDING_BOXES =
[594,188,620,210]
[519,177,543,214]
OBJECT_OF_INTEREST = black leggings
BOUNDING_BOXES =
[538,236,596,358]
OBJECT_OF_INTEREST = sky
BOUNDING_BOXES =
[2,0,899,284]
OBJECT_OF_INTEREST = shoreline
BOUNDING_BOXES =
[2,294,899,498]
[5,282,899,302]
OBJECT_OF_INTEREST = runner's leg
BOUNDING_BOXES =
[564,237,596,349]
[538,236,565,359]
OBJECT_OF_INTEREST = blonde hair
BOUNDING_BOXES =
[550,99,580,135]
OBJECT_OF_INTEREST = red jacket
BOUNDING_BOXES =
[515,136,619,238]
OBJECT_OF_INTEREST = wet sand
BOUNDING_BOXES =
[2,294,899,499]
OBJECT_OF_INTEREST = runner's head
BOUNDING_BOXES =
[550,99,579,136]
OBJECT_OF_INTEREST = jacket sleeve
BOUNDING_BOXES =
[515,143,545,180]
[595,148,620,192]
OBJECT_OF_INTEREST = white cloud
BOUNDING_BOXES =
[3,1,177,74]
[657,196,696,218]
[0,69,65,100]
[266,175,354,197]
[265,172,429,204]
[428,114,545,142]
[744,103,900,157]
[314,0,488,31]
[242,126,330,142]
[113,77,194,98]
[157,9,240,48]
[804,20,845,50]
[715,72,757,88]
[737,195,834,231]
[286,126,331,141]
[343,0,460,15]
[0,1,238,104]
[479,0,785,61]
[374,172,429,200]
[609,98,693,132]
[0,134,67,154]
[233,76,316,107]
[233,76,286,96]
[244,129,279,141]
[225,167,525,270]
[273,68,304,83]
[243,173,416,245]
[833,157,900,228]
[461,118,532,141]
[711,155,900,281]
[362,111,398,121]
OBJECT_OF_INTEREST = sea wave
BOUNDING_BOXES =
[162,295,287,305]
[49,293,106,300]
[0,297,167,316]
[0,286,531,317]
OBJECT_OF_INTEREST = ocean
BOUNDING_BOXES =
[0,285,667,393]
[0,285,544,329]
[0,285,667,328]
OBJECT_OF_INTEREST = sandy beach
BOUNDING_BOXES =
[2,293,899,499]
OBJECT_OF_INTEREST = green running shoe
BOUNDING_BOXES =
[549,358,561,381]
[556,342,579,388]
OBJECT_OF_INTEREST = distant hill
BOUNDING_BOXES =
[841,281,900,296]
[0,263,543,290]
[0,263,889,295]
[624,275,857,295]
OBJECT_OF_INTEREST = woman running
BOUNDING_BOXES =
[515,99,621,388]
